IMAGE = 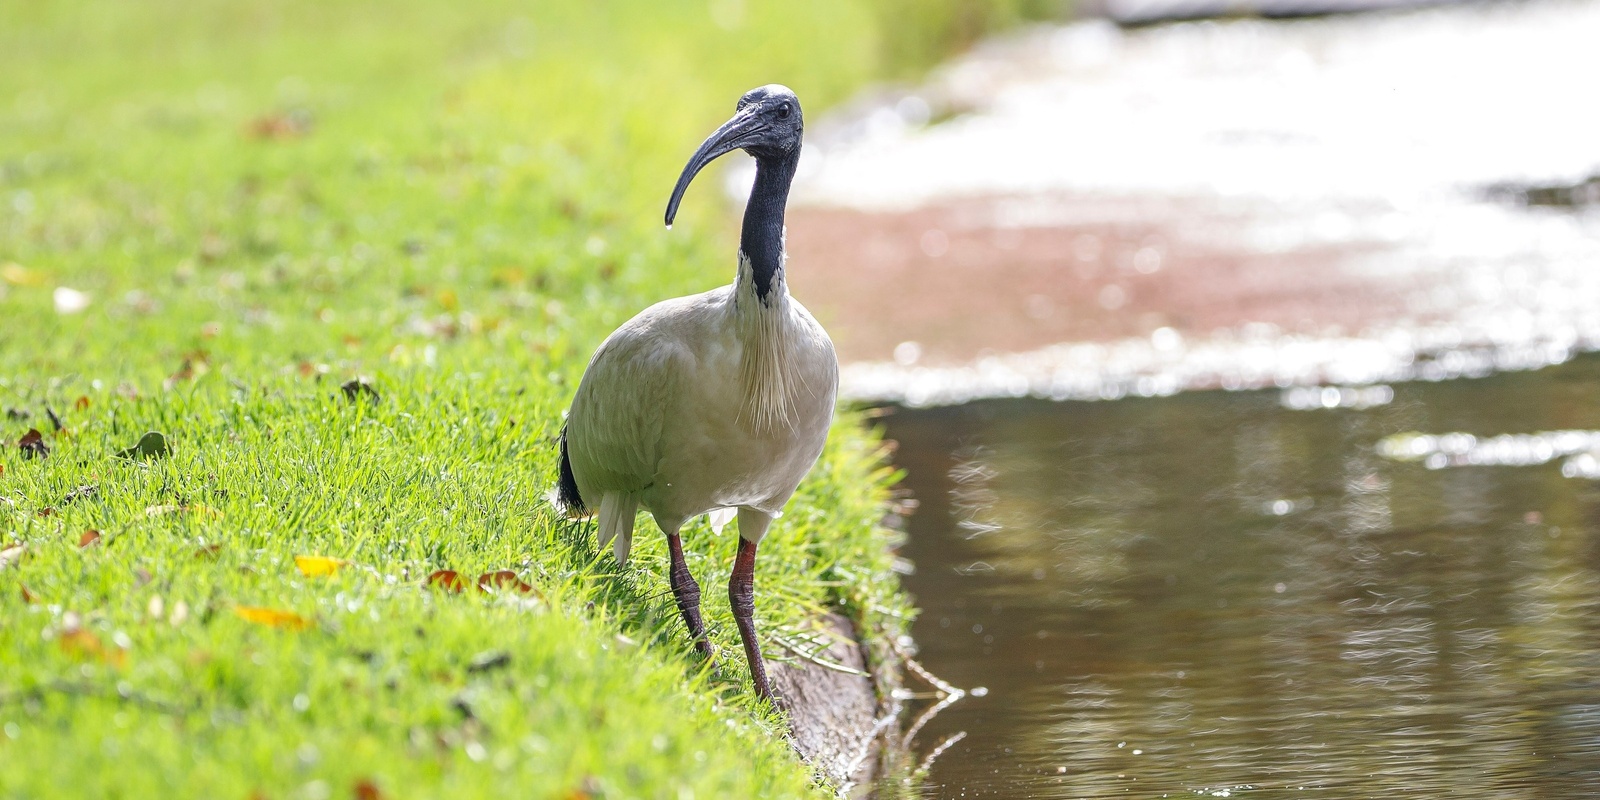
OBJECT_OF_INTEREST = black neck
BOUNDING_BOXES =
[739,149,798,303]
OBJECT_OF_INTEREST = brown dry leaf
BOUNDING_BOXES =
[476,570,535,595]
[164,352,209,388]
[59,628,127,667]
[248,109,313,140]
[20,584,37,603]
[426,570,467,594]
[353,779,384,800]
[194,543,224,559]
[36,507,54,518]
[78,530,102,548]
[294,555,346,578]
[18,428,48,459]
[233,606,312,631]
[74,395,90,412]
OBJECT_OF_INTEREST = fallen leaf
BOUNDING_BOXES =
[1,262,43,286]
[164,361,197,389]
[233,606,311,631]
[426,570,467,593]
[466,650,511,674]
[36,507,54,518]
[62,484,98,504]
[59,628,126,667]
[194,544,224,559]
[45,406,64,432]
[563,776,604,800]
[491,267,526,287]
[341,378,379,404]
[118,431,170,460]
[248,109,313,140]
[74,396,90,411]
[476,570,535,595]
[78,530,102,548]
[294,555,346,577]
[353,779,384,800]
[18,428,48,459]
[20,584,37,603]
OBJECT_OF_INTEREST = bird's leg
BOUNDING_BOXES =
[666,533,713,659]
[729,536,773,702]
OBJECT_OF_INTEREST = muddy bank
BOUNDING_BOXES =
[771,613,898,791]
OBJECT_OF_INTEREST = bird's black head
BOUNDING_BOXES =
[665,84,803,227]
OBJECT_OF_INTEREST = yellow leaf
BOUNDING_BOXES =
[233,606,312,630]
[1,263,44,286]
[294,555,346,577]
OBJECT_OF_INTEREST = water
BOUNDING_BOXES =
[885,354,1600,798]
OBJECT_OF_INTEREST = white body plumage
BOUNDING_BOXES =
[564,252,838,562]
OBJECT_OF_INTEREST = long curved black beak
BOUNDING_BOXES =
[664,109,765,228]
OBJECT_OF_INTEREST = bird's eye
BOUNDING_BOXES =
[776,103,791,120]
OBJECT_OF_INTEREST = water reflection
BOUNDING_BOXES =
[885,354,1600,798]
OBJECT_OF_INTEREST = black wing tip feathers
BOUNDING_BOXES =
[556,425,587,516]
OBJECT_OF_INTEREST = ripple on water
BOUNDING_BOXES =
[884,354,1600,799]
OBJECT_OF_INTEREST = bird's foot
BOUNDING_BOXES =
[693,638,718,662]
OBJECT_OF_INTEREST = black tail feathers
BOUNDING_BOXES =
[556,425,586,515]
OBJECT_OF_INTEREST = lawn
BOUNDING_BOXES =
[0,1,950,796]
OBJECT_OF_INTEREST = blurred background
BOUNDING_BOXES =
[6,0,1600,797]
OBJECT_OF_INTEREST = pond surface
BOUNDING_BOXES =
[885,355,1600,798]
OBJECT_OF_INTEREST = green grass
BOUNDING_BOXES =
[0,0,955,796]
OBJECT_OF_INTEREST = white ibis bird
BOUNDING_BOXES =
[556,85,837,701]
